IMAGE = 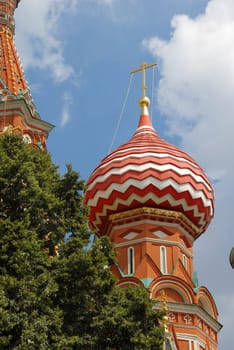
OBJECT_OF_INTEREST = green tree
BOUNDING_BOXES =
[0,134,88,349]
[0,134,164,349]
[0,220,62,349]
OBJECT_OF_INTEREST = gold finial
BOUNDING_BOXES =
[161,290,169,333]
[131,62,157,115]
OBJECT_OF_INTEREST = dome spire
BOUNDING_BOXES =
[0,0,54,148]
[131,62,157,116]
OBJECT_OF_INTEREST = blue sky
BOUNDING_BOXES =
[15,1,234,348]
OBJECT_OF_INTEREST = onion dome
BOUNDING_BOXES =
[84,64,214,237]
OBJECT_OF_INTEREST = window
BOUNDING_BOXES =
[160,246,167,274]
[128,247,135,275]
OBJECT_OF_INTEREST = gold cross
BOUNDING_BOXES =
[131,62,157,98]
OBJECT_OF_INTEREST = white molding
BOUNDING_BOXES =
[151,279,193,303]
[115,237,193,258]
[177,333,206,348]
[155,301,222,333]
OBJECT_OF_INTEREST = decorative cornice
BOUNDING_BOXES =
[114,237,193,258]
[156,302,222,333]
[107,206,199,244]
[109,207,199,233]
[0,98,54,133]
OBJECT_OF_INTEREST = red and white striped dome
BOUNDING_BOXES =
[84,111,214,237]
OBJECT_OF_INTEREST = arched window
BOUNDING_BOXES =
[160,246,167,275]
[128,247,135,275]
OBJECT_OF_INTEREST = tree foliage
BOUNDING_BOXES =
[0,135,164,349]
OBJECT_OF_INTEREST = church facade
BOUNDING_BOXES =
[85,63,222,349]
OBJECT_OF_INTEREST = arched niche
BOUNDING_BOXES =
[153,286,190,303]
[198,296,214,317]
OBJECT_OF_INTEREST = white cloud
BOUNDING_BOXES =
[13,0,121,129]
[143,0,234,180]
[95,0,115,6]
[143,0,234,348]
[14,0,119,84]
[15,0,78,83]
[60,91,73,127]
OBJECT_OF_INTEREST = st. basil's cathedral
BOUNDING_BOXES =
[84,63,222,349]
[0,1,222,349]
